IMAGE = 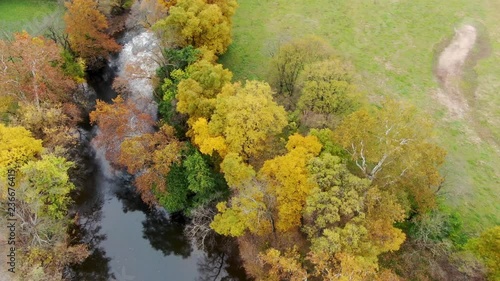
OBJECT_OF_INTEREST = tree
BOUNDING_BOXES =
[153,0,237,54]
[210,134,322,236]
[259,134,322,232]
[118,124,184,205]
[333,99,446,212]
[303,153,406,280]
[11,102,80,151]
[467,226,500,281]
[297,59,358,128]
[210,178,275,237]
[18,155,75,220]
[0,124,43,171]
[89,95,154,163]
[176,60,232,122]
[64,0,120,67]
[269,36,333,96]
[192,81,288,160]
[259,247,309,281]
[0,32,76,107]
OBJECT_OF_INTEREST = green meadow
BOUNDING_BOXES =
[220,0,500,234]
[0,0,61,38]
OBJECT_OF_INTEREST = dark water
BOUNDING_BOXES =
[67,49,248,281]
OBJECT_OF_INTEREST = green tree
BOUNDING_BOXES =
[303,153,406,280]
[19,155,75,220]
[297,59,358,128]
[270,36,332,96]
[467,226,500,281]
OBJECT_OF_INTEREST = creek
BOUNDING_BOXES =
[66,30,248,281]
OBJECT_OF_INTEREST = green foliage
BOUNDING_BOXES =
[308,128,346,157]
[467,226,500,281]
[296,59,358,128]
[60,50,85,83]
[19,154,75,220]
[155,145,227,213]
[269,36,333,95]
[405,209,468,248]
[176,60,233,122]
[156,162,189,213]
[157,45,201,81]
[183,148,219,202]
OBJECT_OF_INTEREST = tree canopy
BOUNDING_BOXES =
[64,0,120,67]
[153,0,237,54]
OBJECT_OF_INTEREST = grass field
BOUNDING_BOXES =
[220,0,500,234]
[0,0,61,38]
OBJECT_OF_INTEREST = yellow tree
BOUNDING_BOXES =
[0,124,43,171]
[303,153,406,280]
[64,0,120,67]
[259,134,322,232]
[176,60,233,122]
[192,81,288,160]
[153,0,237,54]
[210,134,322,236]
[333,99,446,212]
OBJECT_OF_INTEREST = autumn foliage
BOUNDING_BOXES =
[153,0,237,54]
[0,32,76,106]
[119,125,184,204]
[89,95,154,163]
[64,0,120,67]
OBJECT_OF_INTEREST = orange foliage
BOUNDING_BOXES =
[89,96,154,163]
[0,32,76,105]
[64,0,120,65]
[119,125,184,204]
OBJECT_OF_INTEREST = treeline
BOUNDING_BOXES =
[1,0,497,280]
[89,0,498,280]
[102,1,495,280]
[0,0,123,280]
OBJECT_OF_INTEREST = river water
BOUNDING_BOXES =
[67,31,248,281]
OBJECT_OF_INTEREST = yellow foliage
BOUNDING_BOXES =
[191,118,227,156]
[0,124,42,170]
[259,134,322,232]
[220,152,255,187]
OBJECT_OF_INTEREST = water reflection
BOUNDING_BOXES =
[68,154,248,280]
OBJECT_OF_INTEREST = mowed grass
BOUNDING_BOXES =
[0,0,61,37]
[220,0,500,234]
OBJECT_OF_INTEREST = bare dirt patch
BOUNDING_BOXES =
[435,25,477,118]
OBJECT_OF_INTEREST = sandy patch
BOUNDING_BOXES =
[435,25,477,118]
